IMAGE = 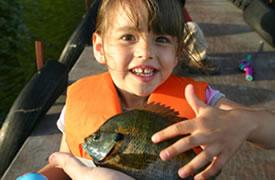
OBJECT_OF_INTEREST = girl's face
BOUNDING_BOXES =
[93,4,179,99]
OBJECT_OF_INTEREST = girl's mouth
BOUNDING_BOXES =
[130,66,158,82]
[130,66,158,76]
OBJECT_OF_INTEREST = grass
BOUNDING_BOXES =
[21,0,85,61]
[0,0,85,124]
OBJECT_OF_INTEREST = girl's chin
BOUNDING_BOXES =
[116,86,152,97]
[134,92,151,97]
[133,88,155,97]
[131,80,160,96]
[122,87,153,97]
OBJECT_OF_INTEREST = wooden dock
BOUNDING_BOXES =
[2,0,275,179]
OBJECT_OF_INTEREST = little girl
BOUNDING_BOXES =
[21,0,275,179]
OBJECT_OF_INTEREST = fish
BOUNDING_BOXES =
[82,104,202,180]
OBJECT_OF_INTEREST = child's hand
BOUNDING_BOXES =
[152,84,256,179]
[49,152,134,180]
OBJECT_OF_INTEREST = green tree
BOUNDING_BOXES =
[0,0,31,126]
[0,0,85,127]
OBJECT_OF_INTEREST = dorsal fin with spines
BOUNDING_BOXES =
[136,103,187,123]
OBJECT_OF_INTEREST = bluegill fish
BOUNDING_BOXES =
[82,105,197,180]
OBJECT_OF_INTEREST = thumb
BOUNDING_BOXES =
[185,84,207,115]
[49,152,86,179]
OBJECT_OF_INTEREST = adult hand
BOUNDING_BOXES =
[151,84,256,179]
[49,152,134,180]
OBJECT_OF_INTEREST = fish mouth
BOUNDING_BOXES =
[129,65,159,77]
[83,132,125,162]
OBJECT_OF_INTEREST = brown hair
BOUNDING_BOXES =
[95,0,184,53]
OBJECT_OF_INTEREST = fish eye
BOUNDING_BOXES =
[114,133,124,141]
[92,132,101,141]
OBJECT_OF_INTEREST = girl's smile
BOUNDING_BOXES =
[129,65,159,83]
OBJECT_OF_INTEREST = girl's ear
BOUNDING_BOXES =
[92,32,106,64]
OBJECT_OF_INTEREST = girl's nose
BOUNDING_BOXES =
[134,39,154,60]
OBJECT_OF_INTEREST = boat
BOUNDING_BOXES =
[1,0,275,179]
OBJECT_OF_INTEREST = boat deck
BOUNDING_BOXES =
[2,0,275,179]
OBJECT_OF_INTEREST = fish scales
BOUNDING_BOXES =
[83,109,196,180]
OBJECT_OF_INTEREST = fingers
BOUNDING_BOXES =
[49,152,88,179]
[159,133,209,161]
[195,156,225,179]
[185,84,207,115]
[152,120,195,143]
[152,84,210,144]
[195,148,235,179]
[178,144,224,179]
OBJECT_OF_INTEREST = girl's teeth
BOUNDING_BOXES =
[144,68,152,74]
[134,68,143,73]
[132,68,154,76]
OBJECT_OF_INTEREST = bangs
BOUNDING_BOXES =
[96,0,184,51]
[121,0,184,38]
[97,0,156,34]
[151,0,184,39]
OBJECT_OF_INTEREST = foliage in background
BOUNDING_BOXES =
[0,0,85,126]
[0,0,30,126]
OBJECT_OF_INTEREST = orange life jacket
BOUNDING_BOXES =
[64,72,208,159]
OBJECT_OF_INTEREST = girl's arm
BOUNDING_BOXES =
[216,97,275,149]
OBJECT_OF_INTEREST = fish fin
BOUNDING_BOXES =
[138,103,187,122]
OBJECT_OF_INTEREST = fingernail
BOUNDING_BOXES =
[194,175,203,180]
[151,134,158,143]
[178,169,188,179]
[48,153,56,163]
[160,151,169,160]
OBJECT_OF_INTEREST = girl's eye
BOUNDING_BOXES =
[156,36,171,43]
[121,34,136,41]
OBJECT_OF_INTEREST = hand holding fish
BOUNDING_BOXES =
[48,152,134,180]
[152,84,259,179]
